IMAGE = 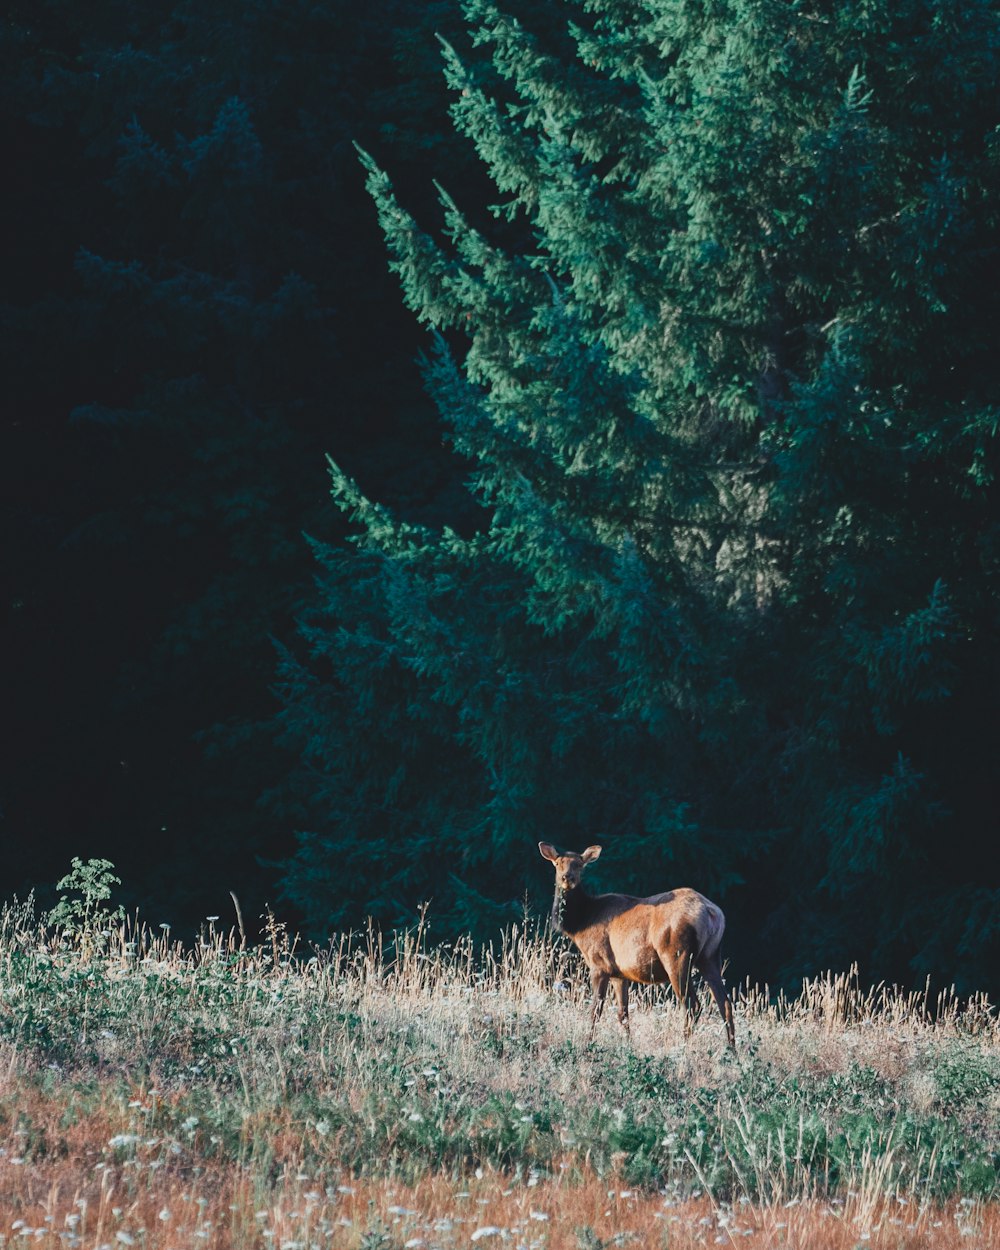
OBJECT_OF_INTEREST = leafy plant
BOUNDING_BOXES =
[48,857,125,953]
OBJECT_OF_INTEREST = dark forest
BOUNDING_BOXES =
[4,0,999,996]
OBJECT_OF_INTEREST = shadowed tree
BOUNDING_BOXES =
[274,0,1000,991]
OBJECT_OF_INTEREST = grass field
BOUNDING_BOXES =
[0,898,998,1248]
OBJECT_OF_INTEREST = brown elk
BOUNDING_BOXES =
[539,842,735,1049]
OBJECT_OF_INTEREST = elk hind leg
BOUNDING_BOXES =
[660,943,700,1037]
[697,951,735,1050]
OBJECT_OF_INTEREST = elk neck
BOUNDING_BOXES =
[552,883,595,936]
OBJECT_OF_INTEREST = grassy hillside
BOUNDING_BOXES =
[0,898,998,1248]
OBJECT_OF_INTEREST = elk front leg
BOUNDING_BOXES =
[612,978,631,1039]
[589,970,610,1039]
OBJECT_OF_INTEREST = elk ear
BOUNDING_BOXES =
[538,842,559,862]
[580,845,602,864]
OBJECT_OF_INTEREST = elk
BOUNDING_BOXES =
[539,842,735,1048]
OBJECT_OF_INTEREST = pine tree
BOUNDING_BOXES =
[277,0,1000,989]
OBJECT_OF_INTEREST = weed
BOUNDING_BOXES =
[48,857,125,955]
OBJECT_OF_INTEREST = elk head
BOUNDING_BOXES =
[539,843,601,926]
[538,842,602,891]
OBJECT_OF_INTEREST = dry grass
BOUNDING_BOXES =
[0,901,997,1247]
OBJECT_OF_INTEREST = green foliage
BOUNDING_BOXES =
[929,1044,1000,1115]
[48,858,125,952]
[359,1212,401,1250]
[274,0,1000,993]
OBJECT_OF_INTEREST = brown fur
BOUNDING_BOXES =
[539,842,735,1048]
